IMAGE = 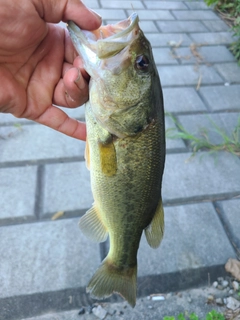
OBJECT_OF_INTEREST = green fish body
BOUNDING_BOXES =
[68,13,165,307]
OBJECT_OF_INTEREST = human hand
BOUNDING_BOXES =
[0,0,102,140]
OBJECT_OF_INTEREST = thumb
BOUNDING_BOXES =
[33,0,102,30]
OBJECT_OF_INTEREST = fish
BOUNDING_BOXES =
[67,12,165,307]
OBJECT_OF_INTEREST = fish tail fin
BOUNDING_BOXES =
[87,258,137,307]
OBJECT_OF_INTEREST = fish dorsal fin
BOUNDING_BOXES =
[144,199,164,248]
[79,205,108,242]
[98,139,117,176]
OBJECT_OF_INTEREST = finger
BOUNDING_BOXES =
[53,68,89,108]
[35,104,87,140]
[35,0,102,30]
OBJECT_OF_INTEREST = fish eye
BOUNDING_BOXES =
[135,55,149,71]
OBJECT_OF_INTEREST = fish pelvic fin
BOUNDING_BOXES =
[87,258,137,307]
[144,198,164,248]
[79,205,108,242]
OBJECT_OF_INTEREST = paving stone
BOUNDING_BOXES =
[158,65,223,87]
[0,124,85,163]
[0,113,32,125]
[190,32,235,45]
[138,202,235,276]
[199,85,240,111]
[177,112,240,145]
[162,152,240,202]
[163,87,207,113]
[214,63,240,83]
[82,0,99,8]
[0,218,100,299]
[0,166,37,220]
[145,1,188,9]
[100,0,144,8]
[126,9,174,20]
[165,116,186,151]
[147,33,192,47]
[43,162,93,215]
[202,20,230,32]
[218,199,240,251]
[172,10,218,20]
[175,46,236,64]
[157,21,208,33]
[152,48,178,65]
[91,9,126,20]
[185,1,209,9]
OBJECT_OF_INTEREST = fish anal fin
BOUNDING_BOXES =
[79,205,108,242]
[98,139,117,176]
[85,138,90,170]
[87,258,137,307]
[145,199,164,248]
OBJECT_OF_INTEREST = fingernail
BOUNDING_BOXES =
[74,69,85,90]
[90,9,102,21]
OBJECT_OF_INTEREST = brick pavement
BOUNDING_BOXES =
[0,0,239,319]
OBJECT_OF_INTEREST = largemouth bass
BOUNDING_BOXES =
[68,13,165,307]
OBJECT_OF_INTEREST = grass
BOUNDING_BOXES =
[203,0,240,64]
[166,114,240,157]
[163,310,225,320]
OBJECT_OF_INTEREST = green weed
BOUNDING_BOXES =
[163,310,225,320]
[203,0,240,64]
[166,114,240,156]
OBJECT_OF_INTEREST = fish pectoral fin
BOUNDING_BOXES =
[144,199,164,248]
[79,205,108,242]
[84,137,90,170]
[99,139,117,176]
[87,258,137,307]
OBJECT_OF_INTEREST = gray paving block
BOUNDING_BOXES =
[152,48,178,65]
[139,21,159,33]
[214,63,240,83]
[202,20,230,32]
[158,65,223,87]
[157,21,208,33]
[0,166,37,220]
[177,112,240,145]
[82,0,99,8]
[199,85,240,111]
[162,152,240,203]
[218,199,240,251]
[147,33,192,47]
[145,1,187,9]
[185,1,209,9]
[0,218,100,299]
[165,116,186,151]
[92,9,127,20]
[175,45,235,64]
[172,10,218,20]
[138,202,235,276]
[100,0,144,8]
[190,32,235,45]
[163,87,207,113]
[0,124,85,163]
[43,162,93,215]
[126,9,174,20]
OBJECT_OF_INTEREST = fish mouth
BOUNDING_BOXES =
[67,12,140,61]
